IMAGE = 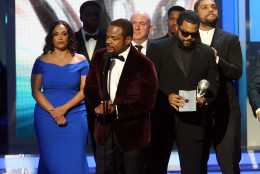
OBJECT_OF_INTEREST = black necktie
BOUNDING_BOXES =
[135,45,143,52]
[85,34,98,41]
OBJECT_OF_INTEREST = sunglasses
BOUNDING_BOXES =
[179,27,199,38]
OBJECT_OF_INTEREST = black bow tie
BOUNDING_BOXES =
[135,45,143,52]
[113,54,125,62]
[85,34,98,41]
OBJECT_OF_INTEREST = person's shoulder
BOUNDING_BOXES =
[98,31,106,36]
[74,28,82,35]
[74,53,86,61]
[216,28,238,38]
[37,53,51,62]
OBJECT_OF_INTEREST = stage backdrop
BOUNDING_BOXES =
[15,0,198,138]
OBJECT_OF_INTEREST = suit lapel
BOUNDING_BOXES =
[169,38,187,77]
[94,32,106,53]
[113,46,136,104]
[210,29,222,48]
[76,31,90,62]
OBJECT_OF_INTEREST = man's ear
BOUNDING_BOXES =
[148,25,153,33]
[125,36,132,46]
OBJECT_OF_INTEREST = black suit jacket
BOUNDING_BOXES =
[84,46,158,151]
[156,33,170,41]
[75,28,106,62]
[248,55,260,117]
[199,29,242,96]
[147,34,219,140]
[198,29,242,118]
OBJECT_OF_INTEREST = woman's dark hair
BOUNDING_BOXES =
[43,20,77,56]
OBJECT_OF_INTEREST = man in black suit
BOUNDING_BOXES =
[75,1,106,61]
[130,11,153,55]
[147,10,219,174]
[194,0,243,173]
[75,1,106,158]
[84,18,158,174]
[157,6,185,40]
[248,54,260,120]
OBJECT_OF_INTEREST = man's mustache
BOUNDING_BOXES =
[106,44,114,48]
[206,13,217,18]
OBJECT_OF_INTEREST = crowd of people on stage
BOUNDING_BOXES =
[30,0,260,173]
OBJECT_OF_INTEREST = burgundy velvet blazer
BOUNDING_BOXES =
[84,45,158,151]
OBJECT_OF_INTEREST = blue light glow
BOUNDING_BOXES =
[5,14,7,24]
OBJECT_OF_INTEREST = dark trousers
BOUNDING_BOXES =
[202,94,241,174]
[96,130,145,174]
[144,114,174,174]
[175,115,204,174]
[145,93,175,174]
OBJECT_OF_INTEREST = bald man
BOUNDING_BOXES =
[130,11,153,55]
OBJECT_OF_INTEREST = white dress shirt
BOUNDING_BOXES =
[81,28,98,60]
[199,28,215,46]
[107,46,130,103]
[132,39,148,55]
[199,28,219,64]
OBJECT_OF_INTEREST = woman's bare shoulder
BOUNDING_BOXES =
[37,53,52,62]
[74,53,87,62]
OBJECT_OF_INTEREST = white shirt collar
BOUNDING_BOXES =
[199,28,215,46]
[132,39,148,48]
[132,39,148,55]
[117,45,130,61]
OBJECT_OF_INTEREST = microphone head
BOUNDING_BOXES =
[198,79,210,91]
[197,79,210,97]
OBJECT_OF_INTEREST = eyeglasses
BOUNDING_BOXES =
[179,27,199,38]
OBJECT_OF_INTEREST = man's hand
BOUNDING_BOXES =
[168,93,185,111]
[196,97,208,107]
[95,100,115,115]
[211,47,218,63]
[257,111,260,122]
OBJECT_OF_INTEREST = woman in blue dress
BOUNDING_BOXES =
[31,20,89,174]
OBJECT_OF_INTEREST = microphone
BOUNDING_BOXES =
[102,52,117,74]
[197,79,210,97]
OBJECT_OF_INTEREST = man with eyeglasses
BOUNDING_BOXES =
[147,10,219,174]
[194,0,242,173]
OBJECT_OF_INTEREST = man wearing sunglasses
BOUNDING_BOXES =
[147,10,219,174]
[194,1,242,173]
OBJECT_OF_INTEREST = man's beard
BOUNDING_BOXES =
[180,39,195,50]
[204,16,218,28]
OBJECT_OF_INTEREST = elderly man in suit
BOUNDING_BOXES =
[194,0,243,173]
[147,10,219,174]
[84,18,157,174]
[75,1,106,158]
[130,11,153,55]
[248,54,260,120]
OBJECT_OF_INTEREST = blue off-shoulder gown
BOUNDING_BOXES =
[32,59,89,174]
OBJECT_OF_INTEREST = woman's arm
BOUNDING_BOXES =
[31,74,55,112]
[50,75,87,119]
[31,74,67,125]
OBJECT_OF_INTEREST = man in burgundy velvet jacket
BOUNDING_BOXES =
[84,18,157,174]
